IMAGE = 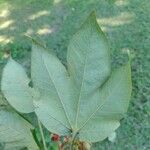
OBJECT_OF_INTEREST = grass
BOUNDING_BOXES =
[0,0,150,149]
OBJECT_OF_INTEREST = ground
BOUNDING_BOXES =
[0,0,150,149]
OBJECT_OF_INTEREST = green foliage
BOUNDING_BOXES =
[0,13,132,149]
[0,108,38,150]
[1,58,34,113]
[32,12,132,143]
[0,0,149,149]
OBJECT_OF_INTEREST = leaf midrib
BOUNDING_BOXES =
[75,52,88,129]
[74,26,94,131]
[41,53,72,130]
[74,28,92,130]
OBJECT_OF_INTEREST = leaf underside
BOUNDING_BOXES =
[1,12,132,143]
[32,12,132,142]
[0,108,38,150]
[1,58,34,113]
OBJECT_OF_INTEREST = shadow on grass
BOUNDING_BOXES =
[0,0,135,60]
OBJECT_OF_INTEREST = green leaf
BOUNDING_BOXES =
[0,108,39,150]
[1,58,34,113]
[31,44,72,135]
[67,12,111,128]
[78,63,132,142]
[1,12,132,144]
[32,12,132,142]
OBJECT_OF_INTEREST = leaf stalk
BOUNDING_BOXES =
[37,118,48,150]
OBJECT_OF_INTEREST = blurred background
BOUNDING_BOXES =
[0,0,149,149]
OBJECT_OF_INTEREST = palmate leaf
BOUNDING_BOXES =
[0,108,38,150]
[32,12,132,142]
[1,12,132,143]
[1,58,34,113]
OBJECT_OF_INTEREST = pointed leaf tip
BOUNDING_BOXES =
[89,11,97,19]
[84,11,97,25]
[25,34,46,49]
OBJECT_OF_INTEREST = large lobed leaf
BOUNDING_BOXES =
[0,108,38,150]
[31,12,132,142]
[1,12,132,143]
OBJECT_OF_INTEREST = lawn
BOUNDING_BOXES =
[0,0,150,149]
